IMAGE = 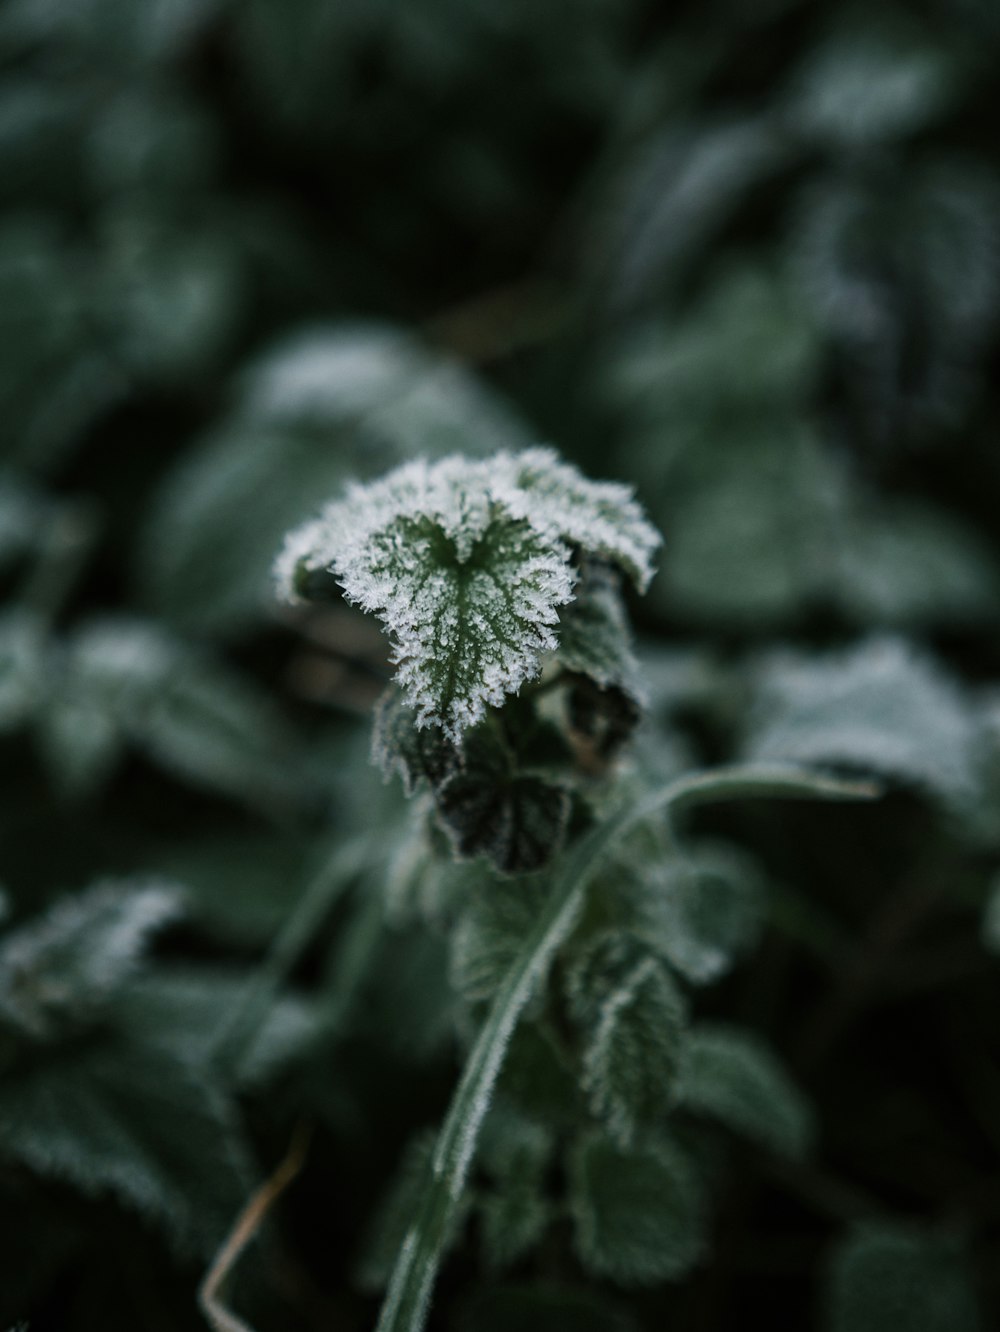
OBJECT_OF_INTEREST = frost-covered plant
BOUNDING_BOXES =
[277,447,661,871]
[276,446,659,737]
[274,448,878,1332]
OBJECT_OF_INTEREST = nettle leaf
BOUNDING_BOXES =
[0,879,182,1041]
[569,1132,706,1286]
[112,967,322,1089]
[567,932,686,1143]
[743,638,983,813]
[479,1184,552,1272]
[451,874,551,1005]
[0,1036,252,1256]
[39,617,302,808]
[557,560,643,760]
[495,1023,580,1130]
[678,1024,814,1159]
[0,470,54,571]
[435,736,572,875]
[784,17,956,148]
[0,608,47,734]
[648,843,765,986]
[376,694,572,872]
[836,500,1000,630]
[372,687,461,796]
[276,448,660,741]
[824,1223,982,1332]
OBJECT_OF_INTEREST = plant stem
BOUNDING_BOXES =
[374,764,879,1332]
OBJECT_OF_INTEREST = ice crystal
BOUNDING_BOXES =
[276,449,660,740]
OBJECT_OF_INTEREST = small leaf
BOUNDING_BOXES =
[557,560,643,759]
[678,1023,814,1159]
[785,19,956,147]
[555,561,640,695]
[825,1222,982,1332]
[743,638,983,813]
[479,1183,552,1271]
[0,1036,253,1256]
[112,967,322,1089]
[648,842,764,986]
[0,879,182,1041]
[372,688,460,796]
[567,932,686,1142]
[40,617,303,808]
[569,1132,705,1285]
[0,608,47,734]
[451,875,550,1005]
[495,1023,579,1130]
[435,731,571,874]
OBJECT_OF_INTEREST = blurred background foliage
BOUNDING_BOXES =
[3,0,1000,1328]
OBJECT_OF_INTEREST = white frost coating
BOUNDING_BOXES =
[275,449,662,740]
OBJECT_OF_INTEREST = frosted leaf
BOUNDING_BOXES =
[276,449,660,740]
[0,879,183,1040]
[496,449,661,593]
[569,1131,706,1286]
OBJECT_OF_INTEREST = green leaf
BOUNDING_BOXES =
[98,209,244,385]
[785,17,956,147]
[678,1023,814,1159]
[569,1132,705,1285]
[494,1023,580,1129]
[0,219,120,473]
[836,501,1000,629]
[451,876,551,1005]
[556,560,643,759]
[567,932,686,1142]
[139,323,532,632]
[744,638,983,813]
[276,448,659,739]
[111,967,323,1089]
[0,608,47,734]
[0,1036,252,1255]
[648,842,764,986]
[0,470,52,571]
[435,742,571,875]
[372,688,461,796]
[556,561,639,691]
[479,1183,552,1272]
[825,1223,982,1332]
[39,617,303,808]
[0,879,182,1041]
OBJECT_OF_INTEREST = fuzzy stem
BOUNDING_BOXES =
[373,764,879,1332]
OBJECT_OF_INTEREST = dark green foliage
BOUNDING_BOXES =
[824,1223,982,1332]
[567,932,687,1142]
[677,1023,813,1159]
[4,1,1000,1330]
[569,1133,706,1285]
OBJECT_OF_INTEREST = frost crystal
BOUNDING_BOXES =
[276,448,661,740]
